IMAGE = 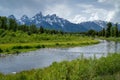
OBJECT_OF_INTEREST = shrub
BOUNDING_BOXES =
[5,49,9,52]
[23,45,32,49]
[0,29,5,35]
[41,45,45,48]
[12,45,32,49]
[0,32,6,37]
[12,46,23,49]
[15,50,20,54]
[10,33,16,37]
[35,45,41,48]
[19,74,27,80]
[55,43,59,46]
[0,48,3,53]
[67,43,70,45]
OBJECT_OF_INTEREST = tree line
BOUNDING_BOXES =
[0,16,119,37]
[0,16,64,35]
[86,22,119,37]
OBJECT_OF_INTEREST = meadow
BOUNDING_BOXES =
[0,29,99,54]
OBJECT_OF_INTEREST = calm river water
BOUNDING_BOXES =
[0,40,120,74]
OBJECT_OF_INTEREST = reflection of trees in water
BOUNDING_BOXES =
[112,41,119,53]
[106,41,110,54]
[115,42,117,53]
[106,41,118,54]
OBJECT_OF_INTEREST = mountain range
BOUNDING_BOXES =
[8,12,120,32]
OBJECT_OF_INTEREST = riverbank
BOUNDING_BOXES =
[99,37,120,42]
[0,40,99,55]
[0,30,99,54]
[0,53,120,80]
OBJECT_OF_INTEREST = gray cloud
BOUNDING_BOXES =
[97,0,120,23]
[0,0,119,23]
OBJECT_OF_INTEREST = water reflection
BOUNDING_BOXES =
[105,41,120,54]
[0,40,120,74]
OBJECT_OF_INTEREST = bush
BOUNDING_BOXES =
[10,33,16,37]
[0,48,3,53]
[0,32,6,37]
[27,31,32,35]
[35,45,41,48]
[12,46,23,49]
[67,43,70,45]
[15,50,20,54]
[55,43,59,46]
[5,49,9,52]
[0,29,5,35]
[23,45,32,49]
[19,74,27,80]
[41,45,45,48]
[94,54,120,75]
[12,45,32,49]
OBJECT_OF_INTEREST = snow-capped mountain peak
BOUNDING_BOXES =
[8,12,119,32]
[33,12,43,20]
[51,14,57,18]
[21,15,29,20]
[8,15,16,20]
[93,20,107,28]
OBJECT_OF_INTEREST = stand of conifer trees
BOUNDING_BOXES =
[0,16,64,35]
[86,22,119,37]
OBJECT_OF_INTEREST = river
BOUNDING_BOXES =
[0,40,120,74]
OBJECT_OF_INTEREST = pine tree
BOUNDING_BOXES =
[0,19,2,29]
[106,22,112,37]
[114,23,119,37]
[1,17,7,30]
[8,18,18,31]
[39,26,44,34]
[111,27,114,37]
[102,28,105,37]
[30,25,37,33]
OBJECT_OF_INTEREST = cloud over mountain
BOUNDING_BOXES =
[0,0,120,23]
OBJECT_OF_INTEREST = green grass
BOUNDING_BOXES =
[99,37,120,42]
[0,30,99,54]
[0,53,120,80]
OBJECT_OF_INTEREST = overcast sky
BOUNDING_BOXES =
[0,0,120,23]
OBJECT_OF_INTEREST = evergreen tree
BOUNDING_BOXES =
[111,27,114,37]
[106,22,112,37]
[102,28,105,37]
[59,30,64,35]
[39,26,44,34]
[29,25,37,33]
[1,17,7,30]
[114,23,119,37]
[8,18,18,31]
[87,29,96,37]
[18,25,29,32]
[0,19,2,29]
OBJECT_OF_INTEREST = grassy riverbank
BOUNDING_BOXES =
[0,30,99,54]
[0,53,120,80]
[99,37,120,42]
